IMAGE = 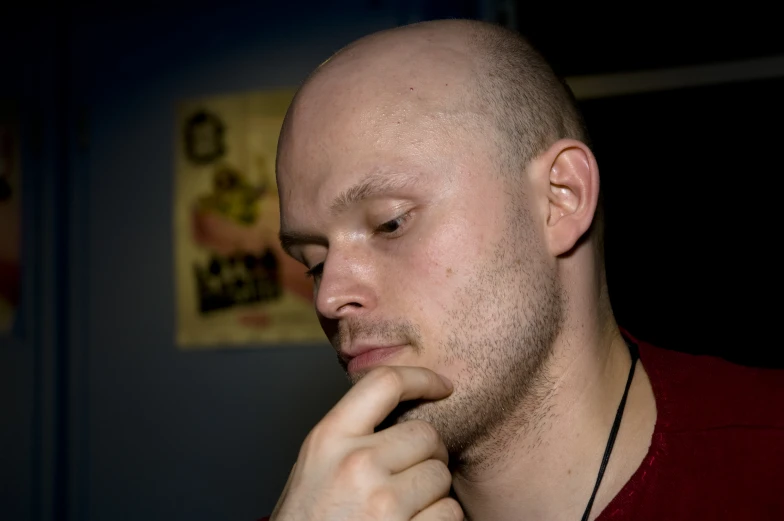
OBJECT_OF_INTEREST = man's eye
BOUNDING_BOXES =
[378,218,403,233]
[304,262,324,279]
[376,212,412,235]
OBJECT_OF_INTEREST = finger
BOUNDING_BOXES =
[372,419,449,472]
[323,366,453,436]
[392,459,454,519]
[411,497,464,521]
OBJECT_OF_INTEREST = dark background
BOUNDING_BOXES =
[1,1,781,521]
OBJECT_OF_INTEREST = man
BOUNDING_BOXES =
[267,19,784,521]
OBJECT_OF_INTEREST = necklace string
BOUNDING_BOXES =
[580,337,640,521]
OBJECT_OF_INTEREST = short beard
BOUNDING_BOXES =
[397,253,562,473]
[393,199,564,473]
[332,201,564,474]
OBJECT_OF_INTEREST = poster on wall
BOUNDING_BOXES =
[0,102,21,334]
[174,90,324,348]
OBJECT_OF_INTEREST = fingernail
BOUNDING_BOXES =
[439,374,454,391]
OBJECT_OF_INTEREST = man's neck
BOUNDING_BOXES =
[451,330,657,521]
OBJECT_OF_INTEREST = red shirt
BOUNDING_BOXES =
[260,337,784,520]
[597,336,784,520]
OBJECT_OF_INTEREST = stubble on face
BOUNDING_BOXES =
[332,197,565,471]
[409,203,563,469]
[281,25,565,471]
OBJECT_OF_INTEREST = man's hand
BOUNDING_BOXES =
[270,366,464,521]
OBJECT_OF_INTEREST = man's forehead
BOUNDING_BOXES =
[277,109,489,226]
[277,30,480,159]
[276,29,489,222]
[291,36,476,123]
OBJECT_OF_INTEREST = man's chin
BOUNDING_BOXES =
[374,395,460,452]
[372,397,429,432]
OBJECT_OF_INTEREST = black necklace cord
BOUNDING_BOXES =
[580,338,640,521]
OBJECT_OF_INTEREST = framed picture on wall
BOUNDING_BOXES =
[174,89,323,348]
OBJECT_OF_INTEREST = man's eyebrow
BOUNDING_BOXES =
[278,230,327,257]
[329,170,419,215]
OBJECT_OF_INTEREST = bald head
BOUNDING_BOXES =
[279,19,589,179]
[273,21,608,458]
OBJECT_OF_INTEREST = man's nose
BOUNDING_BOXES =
[314,250,377,320]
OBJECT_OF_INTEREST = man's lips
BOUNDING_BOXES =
[343,345,407,374]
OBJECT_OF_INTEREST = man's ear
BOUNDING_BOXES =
[534,139,600,257]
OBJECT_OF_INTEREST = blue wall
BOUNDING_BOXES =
[0,2,481,520]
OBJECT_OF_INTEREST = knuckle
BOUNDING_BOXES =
[442,497,464,520]
[406,419,440,445]
[340,448,375,475]
[367,487,398,518]
[410,459,451,497]
[432,460,452,484]
[302,422,332,452]
[424,459,452,486]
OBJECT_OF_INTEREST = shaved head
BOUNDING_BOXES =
[275,19,604,469]
[280,19,589,180]
[277,19,603,251]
